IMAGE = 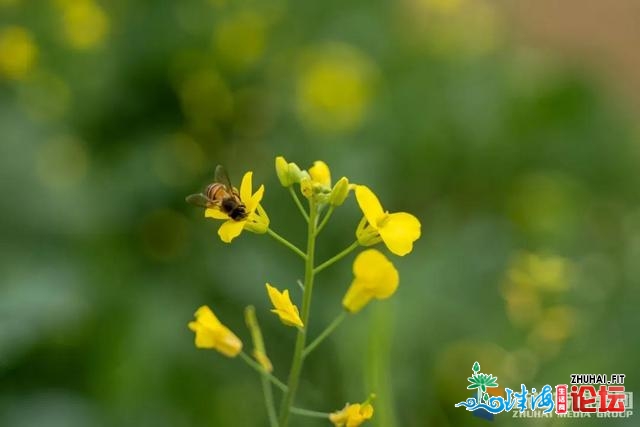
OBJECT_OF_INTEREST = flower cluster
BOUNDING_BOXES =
[186,157,421,426]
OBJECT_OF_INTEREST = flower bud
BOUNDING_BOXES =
[275,156,290,186]
[309,160,331,188]
[329,176,350,206]
[275,156,305,187]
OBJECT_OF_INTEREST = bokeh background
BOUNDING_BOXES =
[1,0,639,426]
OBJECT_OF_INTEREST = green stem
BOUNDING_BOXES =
[238,352,288,393]
[289,187,309,222]
[314,240,359,275]
[267,228,306,260]
[303,311,346,359]
[262,373,278,427]
[245,307,279,427]
[290,407,330,419]
[278,200,318,427]
[315,205,334,236]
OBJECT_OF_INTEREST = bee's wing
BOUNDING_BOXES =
[214,164,233,188]
[186,193,215,208]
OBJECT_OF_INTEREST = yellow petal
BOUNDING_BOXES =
[246,184,264,213]
[188,305,242,357]
[193,305,222,329]
[309,160,331,186]
[239,171,253,204]
[205,207,229,220]
[379,212,421,256]
[189,321,217,348]
[359,403,374,419]
[215,326,243,357]
[355,185,384,229]
[218,219,245,242]
[353,249,399,297]
[266,283,304,327]
[342,281,374,313]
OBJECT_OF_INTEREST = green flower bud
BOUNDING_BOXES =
[329,176,350,206]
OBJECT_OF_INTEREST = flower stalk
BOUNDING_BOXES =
[278,199,318,427]
[303,311,346,359]
[314,240,359,274]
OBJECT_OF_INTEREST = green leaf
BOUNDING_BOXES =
[472,362,480,373]
[467,384,480,389]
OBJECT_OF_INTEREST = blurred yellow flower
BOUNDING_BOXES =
[59,0,109,50]
[504,251,570,295]
[296,43,375,134]
[0,26,38,80]
[205,171,269,242]
[355,185,421,256]
[330,402,374,427]
[266,283,303,328]
[214,11,267,69]
[188,305,242,357]
[343,249,399,313]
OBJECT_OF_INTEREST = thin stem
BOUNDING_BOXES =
[315,205,334,236]
[296,279,304,292]
[238,352,288,393]
[278,200,318,427]
[289,187,309,222]
[262,374,278,427]
[245,306,279,427]
[290,407,331,419]
[303,311,347,359]
[314,240,359,275]
[267,228,306,260]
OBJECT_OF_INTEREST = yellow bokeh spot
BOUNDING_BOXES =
[399,0,502,57]
[528,306,578,359]
[503,284,542,328]
[423,0,461,14]
[296,43,376,134]
[35,136,89,190]
[506,252,571,293]
[58,0,109,50]
[0,26,38,80]
[0,0,21,7]
[214,11,267,70]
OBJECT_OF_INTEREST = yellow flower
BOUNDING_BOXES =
[355,185,421,256]
[330,402,374,427]
[299,160,351,205]
[188,305,242,357]
[205,171,269,242]
[309,160,331,188]
[0,26,38,80]
[266,283,303,328]
[343,249,399,313]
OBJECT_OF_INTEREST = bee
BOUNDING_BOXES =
[186,165,248,221]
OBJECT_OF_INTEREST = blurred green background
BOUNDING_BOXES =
[1,0,639,426]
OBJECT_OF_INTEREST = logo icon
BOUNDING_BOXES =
[454,362,633,419]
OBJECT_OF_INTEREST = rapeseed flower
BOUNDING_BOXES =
[343,249,399,313]
[266,283,304,328]
[355,185,421,256]
[188,305,242,357]
[205,171,269,242]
